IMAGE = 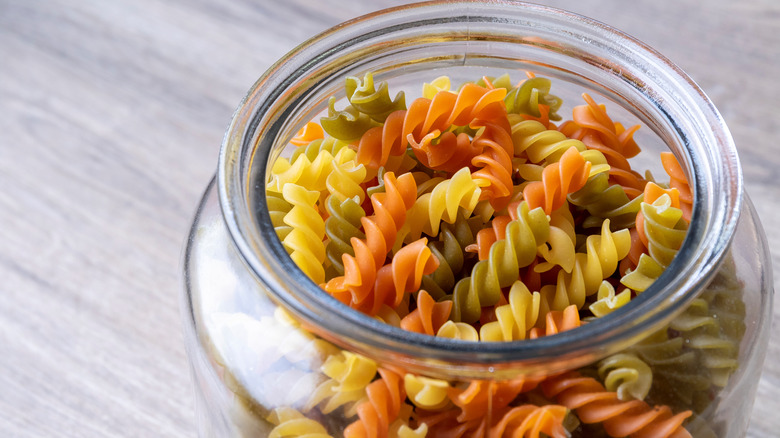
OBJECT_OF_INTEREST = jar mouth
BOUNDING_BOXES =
[217,1,742,378]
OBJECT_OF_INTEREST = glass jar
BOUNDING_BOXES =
[181,2,773,437]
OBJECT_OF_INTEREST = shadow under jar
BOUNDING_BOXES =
[182,2,773,437]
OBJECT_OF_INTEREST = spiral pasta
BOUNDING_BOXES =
[436,320,479,341]
[669,297,740,388]
[321,96,376,141]
[639,193,687,269]
[346,72,407,123]
[489,404,569,438]
[504,76,564,121]
[270,146,357,195]
[291,122,325,146]
[588,281,631,318]
[325,171,417,305]
[262,72,720,437]
[291,136,352,162]
[306,351,377,416]
[344,368,406,438]
[402,167,483,243]
[450,202,550,323]
[267,407,333,438]
[560,93,646,198]
[539,219,630,311]
[628,330,713,413]
[267,190,294,244]
[281,183,327,284]
[409,129,482,174]
[470,119,515,209]
[324,195,366,276]
[356,83,508,169]
[421,224,466,300]
[522,146,593,215]
[422,76,451,99]
[568,172,643,230]
[400,290,452,336]
[404,373,452,410]
[479,281,541,341]
[541,372,693,438]
[661,152,693,222]
[597,353,653,401]
[354,238,440,316]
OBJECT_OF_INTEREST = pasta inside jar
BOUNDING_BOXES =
[261,71,721,438]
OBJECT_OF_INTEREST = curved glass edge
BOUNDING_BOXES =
[216,0,745,373]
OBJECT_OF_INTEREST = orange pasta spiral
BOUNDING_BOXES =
[291,121,325,146]
[561,93,646,198]
[400,290,453,336]
[522,146,592,214]
[635,182,681,248]
[661,152,693,222]
[447,378,543,424]
[489,404,569,438]
[541,372,692,438]
[355,238,440,316]
[528,304,582,338]
[470,119,515,209]
[345,368,406,438]
[409,130,481,173]
[357,83,507,169]
[325,172,417,305]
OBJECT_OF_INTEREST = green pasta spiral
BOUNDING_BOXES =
[345,72,406,123]
[450,201,550,323]
[290,136,351,162]
[629,329,713,413]
[597,353,653,401]
[324,195,366,276]
[421,224,465,300]
[568,172,643,230]
[267,190,294,245]
[504,76,564,120]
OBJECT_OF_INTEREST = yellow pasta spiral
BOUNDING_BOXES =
[306,351,377,416]
[326,159,367,203]
[588,281,631,317]
[479,281,541,341]
[267,190,293,244]
[404,374,452,410]
[540,219,630,310]
[402,167,484,242]
[642,194,688,268]
[281,184,327,284]
[436,320,479,340]
[269,146,357,195]
[510,118,610,176]
[267,407,333,438]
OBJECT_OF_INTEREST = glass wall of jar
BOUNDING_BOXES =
[182,2,773,437]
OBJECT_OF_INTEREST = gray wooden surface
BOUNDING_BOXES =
[1,0,777,436]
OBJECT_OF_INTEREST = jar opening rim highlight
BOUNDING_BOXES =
[217,1,742,376]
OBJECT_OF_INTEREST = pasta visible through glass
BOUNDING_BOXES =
[259,73,746,437]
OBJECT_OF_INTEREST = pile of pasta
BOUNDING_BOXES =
[261,73,744,438]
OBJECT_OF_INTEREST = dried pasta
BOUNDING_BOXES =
[259,72,749,438]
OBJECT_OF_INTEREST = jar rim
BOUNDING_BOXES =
[217,0,742,377]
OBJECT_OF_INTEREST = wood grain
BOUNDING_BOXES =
[0,0,777,436]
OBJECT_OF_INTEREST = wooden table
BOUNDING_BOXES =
[1,0,777,436]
